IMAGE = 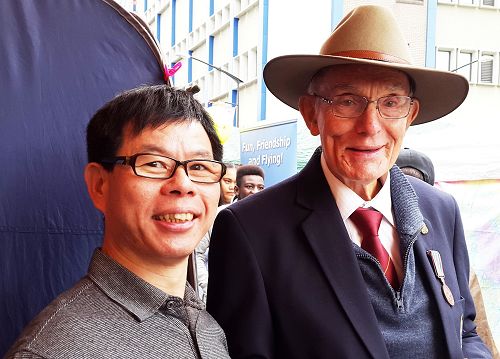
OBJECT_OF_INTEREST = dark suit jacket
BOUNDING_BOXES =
[207,150,491,359]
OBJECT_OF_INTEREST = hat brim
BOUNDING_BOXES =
[263,55,469,125]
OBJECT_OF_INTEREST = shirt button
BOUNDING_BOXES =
[166,300,175,309]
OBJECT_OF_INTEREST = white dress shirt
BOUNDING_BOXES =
[320,154,403,281]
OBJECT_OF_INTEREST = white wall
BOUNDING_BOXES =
[404,3,500,181]
[264,0,333,125]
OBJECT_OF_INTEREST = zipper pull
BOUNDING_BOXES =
[395,291,403,309]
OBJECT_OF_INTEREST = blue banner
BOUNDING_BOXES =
[240,120,297,186]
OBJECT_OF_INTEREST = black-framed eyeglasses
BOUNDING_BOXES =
[100,153,226,184]
[312,93,414,119]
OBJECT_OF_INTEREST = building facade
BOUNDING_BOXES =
[116,0,430,167]
[116,0,499,178]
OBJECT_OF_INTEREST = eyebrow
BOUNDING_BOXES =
[137,144,213,158]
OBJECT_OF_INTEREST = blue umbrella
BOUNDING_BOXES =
[0,1,168,355]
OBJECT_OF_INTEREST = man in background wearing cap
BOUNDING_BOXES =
[396,147,435,185]
[207,5,491,359]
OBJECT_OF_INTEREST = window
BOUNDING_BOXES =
[457,51,473,81]
[436,50,452,71]
[480,54,494,83]
[437,49,498,84]
[480,60,493,82]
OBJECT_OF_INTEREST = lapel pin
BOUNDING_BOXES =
[421,224,429,235]
[427,250,454,306]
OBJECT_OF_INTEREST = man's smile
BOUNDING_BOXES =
[152,213,195,223]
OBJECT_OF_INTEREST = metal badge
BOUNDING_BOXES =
[427,250,455,306]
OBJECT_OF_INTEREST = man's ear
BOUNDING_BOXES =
[406,98,420,128]
[234,185,240,199]
[298,95,320,136]
[84,162,109,213]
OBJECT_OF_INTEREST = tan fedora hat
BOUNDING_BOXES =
[263,5,469,125]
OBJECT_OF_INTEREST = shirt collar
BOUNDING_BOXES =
[320,153,395,226]
[88,249,204,322]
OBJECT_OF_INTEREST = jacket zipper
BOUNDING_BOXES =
[394,232,420,310]
[357,230,420,311]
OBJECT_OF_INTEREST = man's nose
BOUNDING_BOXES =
[162,165,195,194]
[356,102,382,134]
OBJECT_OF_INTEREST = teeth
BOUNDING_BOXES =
[154,213,194,223]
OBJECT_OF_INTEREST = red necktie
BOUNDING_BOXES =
[350,208,399,290]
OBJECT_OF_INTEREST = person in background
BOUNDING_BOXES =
[234,164,265,201]
[6,85,230,358]
[397,147,499,358]
[469,272,500,358]
[396,147,435,185]
[196,163,265,302]
[206,5,491,358]
[219,162,237,205]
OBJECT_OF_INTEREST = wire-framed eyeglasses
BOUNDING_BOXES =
[100,153,226,184]
[313,93,414,119]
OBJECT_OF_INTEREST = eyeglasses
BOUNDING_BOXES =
[312,93,414,119]
[100,153,226,184]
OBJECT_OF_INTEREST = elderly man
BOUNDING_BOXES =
[6,86,230,358]
[206,5,491,359]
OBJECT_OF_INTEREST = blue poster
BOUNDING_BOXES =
[240,120,297,186]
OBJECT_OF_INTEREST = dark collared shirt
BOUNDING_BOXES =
[5,249,230,359]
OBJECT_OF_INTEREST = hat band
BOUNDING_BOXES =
[330,50,410,64]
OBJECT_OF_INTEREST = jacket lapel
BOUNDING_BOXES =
[297,149,389,359]
[391,167,462,358]
[414,231,463,358]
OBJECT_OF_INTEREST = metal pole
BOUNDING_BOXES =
[451,59,478,72]
[186,55,243,126]
[189,56,243,84]
[236,81,240,127]
[450,55,493,72]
